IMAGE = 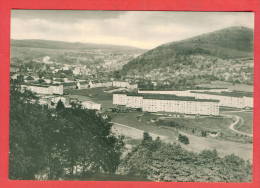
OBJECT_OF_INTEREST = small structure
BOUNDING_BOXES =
[81,100,101,111]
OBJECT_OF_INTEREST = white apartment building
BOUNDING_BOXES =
[190,91,253,109]
[21,84,64,95]
[244,96,253,108]
[138,89,253,109]
[113,93,219,116]
[113,93,128,106]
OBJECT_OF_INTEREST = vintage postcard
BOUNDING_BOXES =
[8,10,255,182]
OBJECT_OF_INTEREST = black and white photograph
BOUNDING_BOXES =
[10,10,254,182]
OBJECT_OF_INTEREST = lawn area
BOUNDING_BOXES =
[111,112,179,140]
[197,81,253,92]
[65,88,113,100]
[111,112,253,161]
[158,116,233,132]
[65,88,114,109]
[112,111,252,144]
[112,111,233,133]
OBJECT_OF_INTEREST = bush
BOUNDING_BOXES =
[178,134,190,145]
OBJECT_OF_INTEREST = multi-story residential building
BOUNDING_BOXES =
[138,89,253,109]
[190,91,253,108]
[21,84,63,95]
[138,88,229,96]
[113,93,219,116]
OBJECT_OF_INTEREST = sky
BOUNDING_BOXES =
[11,10,254,49]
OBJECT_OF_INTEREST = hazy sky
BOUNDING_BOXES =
[11,10,254,49]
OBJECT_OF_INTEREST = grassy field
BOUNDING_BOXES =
[112,112,233,133]
[65,88,114,109]
[66,88,113,100]
[111,112,179,140]
[197,81,253,92]
[111,112,253,161]
[158,116,232,131]
[112,111,252,143]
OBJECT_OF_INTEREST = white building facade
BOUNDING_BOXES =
[113,93,219,116]
[21,84,64,95]
[138,89,253,109]
[81,101,101,110]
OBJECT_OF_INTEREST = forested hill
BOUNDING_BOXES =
[121,26,254,85]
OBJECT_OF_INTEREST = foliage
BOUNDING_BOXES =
[9,84,124,180]
[178,134,189,145]
[119,133,252,182]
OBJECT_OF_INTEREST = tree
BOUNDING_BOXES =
[56,100,65,112]
[178,134,190,145]
[119,138,251,182]
[9,83,124,180]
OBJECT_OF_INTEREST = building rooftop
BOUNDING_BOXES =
[142,94,219,102]
[114,92,219,102]
[139,87,228,91]
[22,83,63,87]
[190,91,253,98]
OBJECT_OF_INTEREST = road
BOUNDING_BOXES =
[228,115,253,137]
[111,121,253,161]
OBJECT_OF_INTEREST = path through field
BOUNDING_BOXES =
[226,114,253,137]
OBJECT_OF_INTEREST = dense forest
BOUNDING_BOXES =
[9,82,124,180]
